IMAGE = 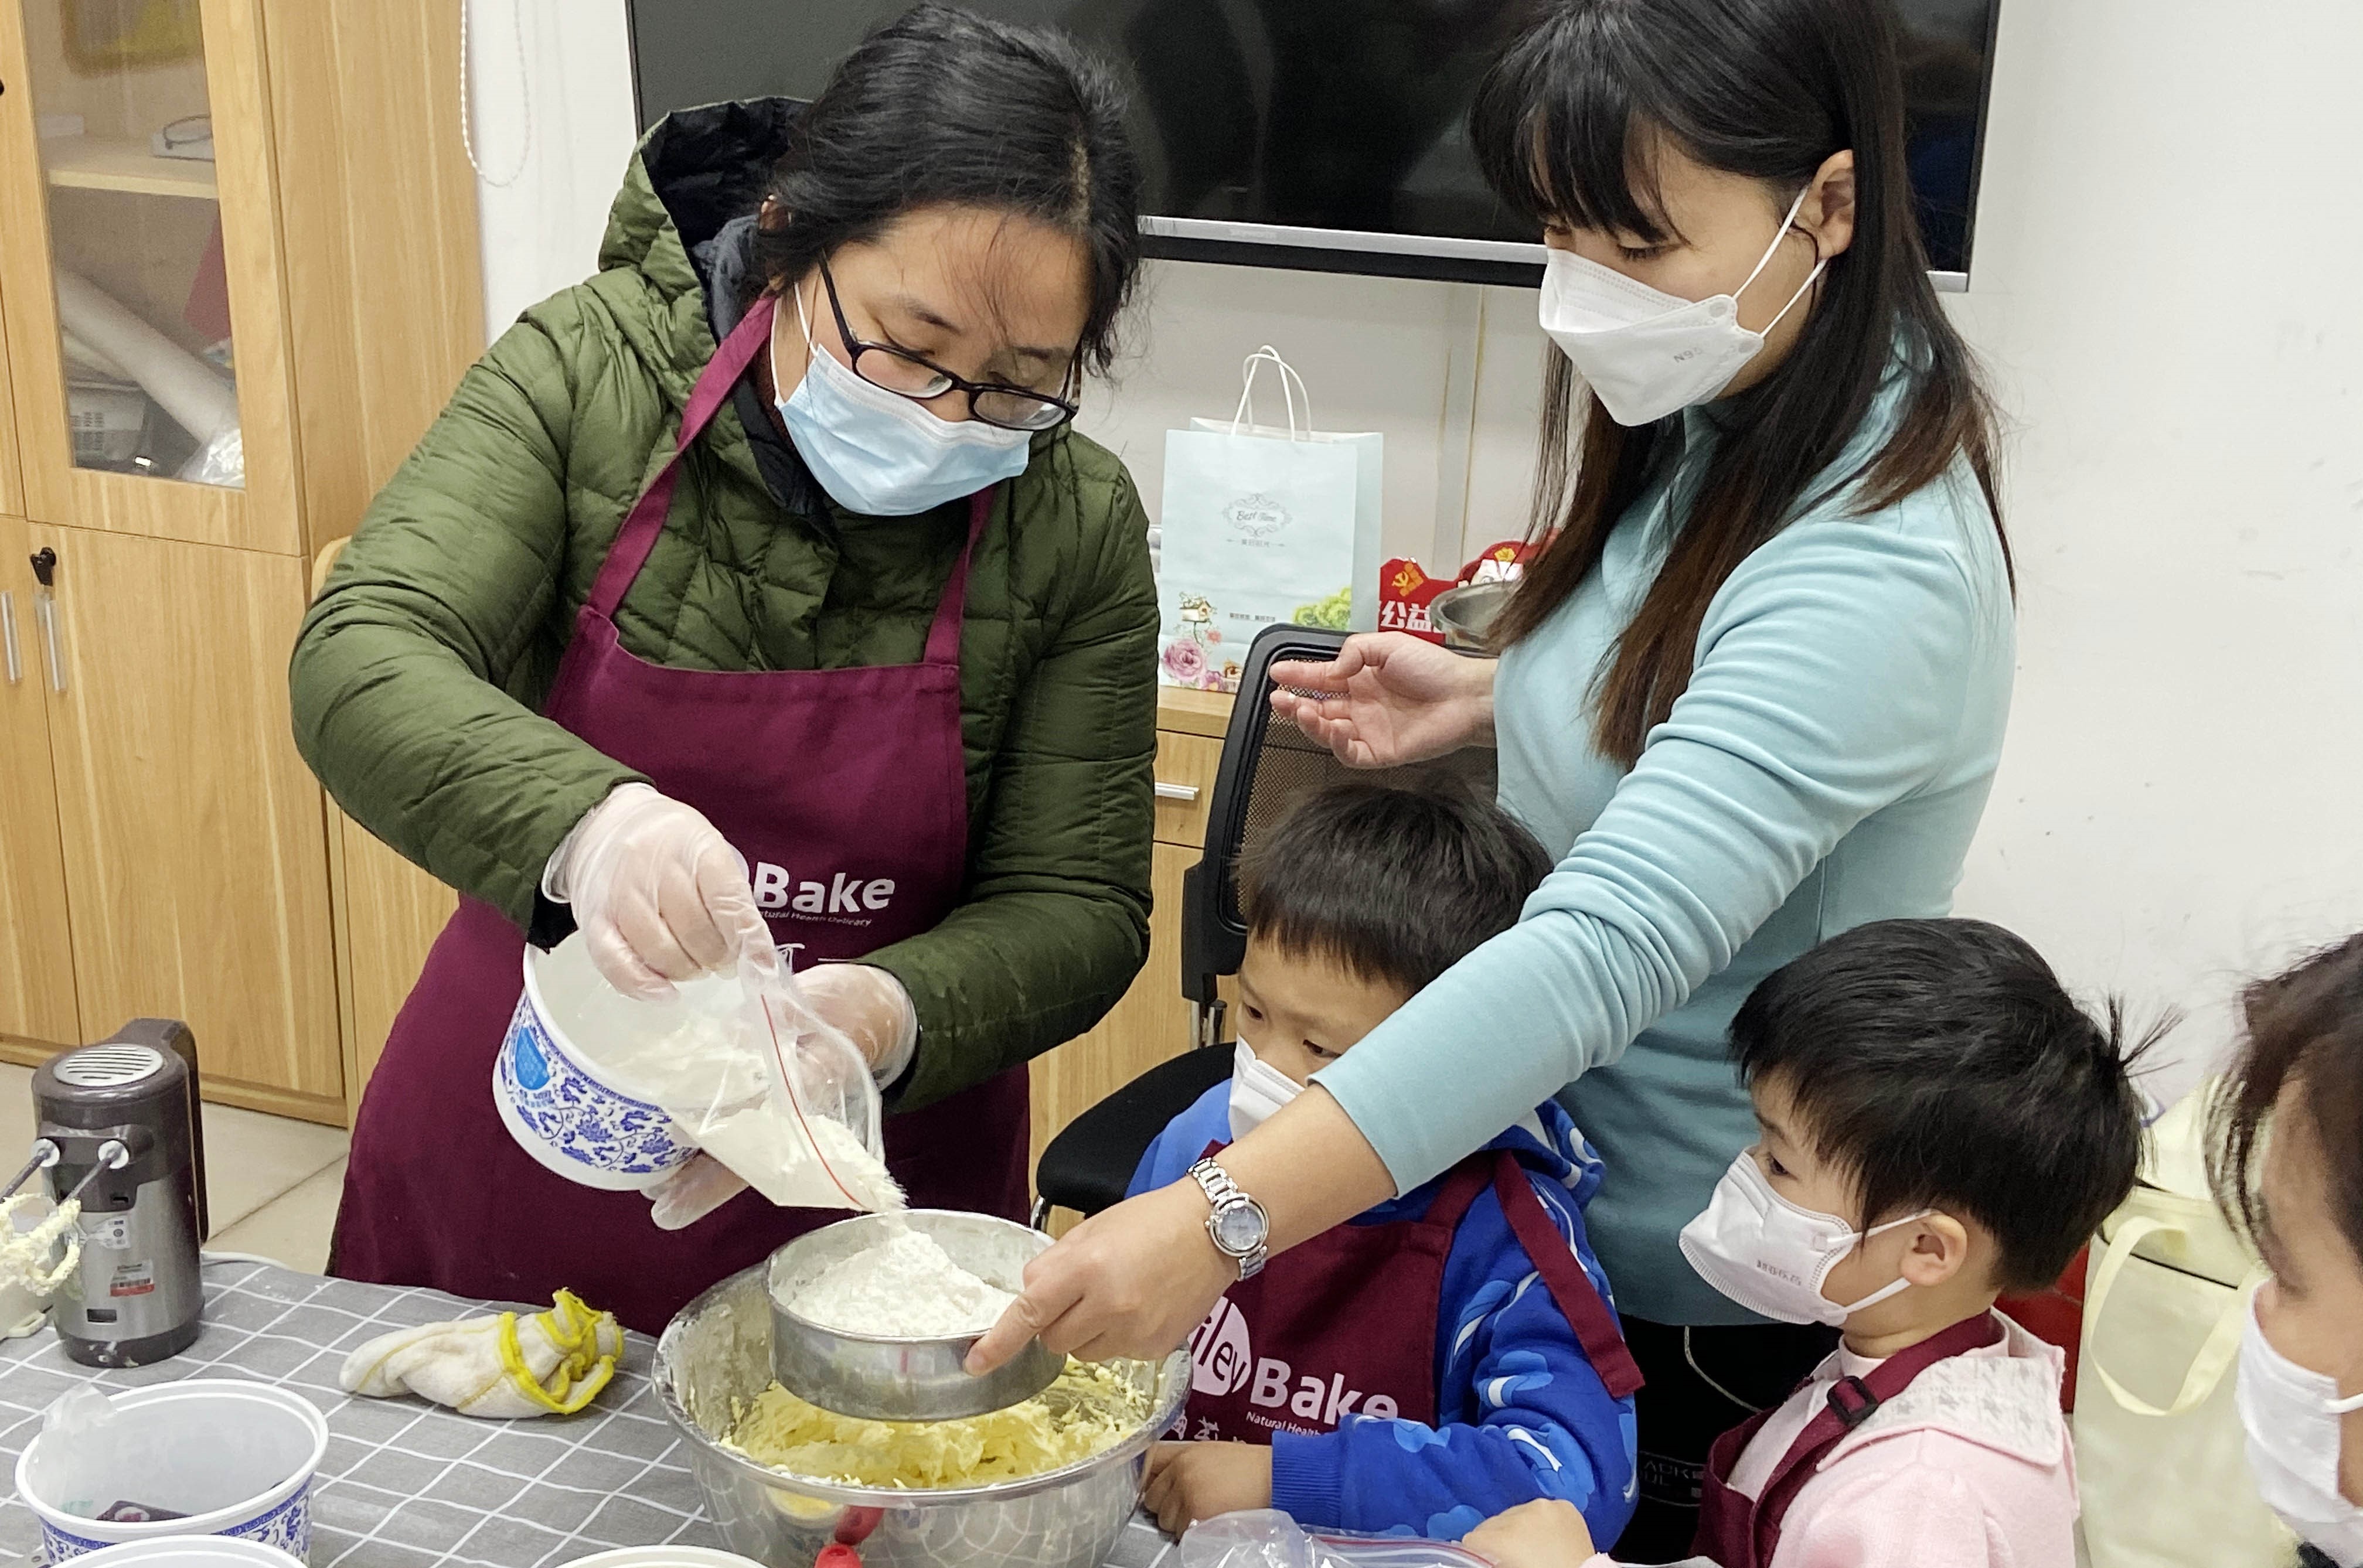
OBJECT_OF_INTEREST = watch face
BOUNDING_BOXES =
[1212,1200,1266,1255]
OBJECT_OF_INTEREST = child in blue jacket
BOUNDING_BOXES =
[1135,783,1641,1548]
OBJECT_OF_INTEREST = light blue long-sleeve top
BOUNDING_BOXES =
[1313,354,2015,1325]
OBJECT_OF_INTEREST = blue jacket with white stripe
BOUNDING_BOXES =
[1131,1085,1640,1547]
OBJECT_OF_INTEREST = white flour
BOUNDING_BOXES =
[693,1096,905,1213]
[578,1000,904,1214]
[786,1225,1016,1338]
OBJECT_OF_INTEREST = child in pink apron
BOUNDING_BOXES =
[1133,785,1643,1546]
[1463,918,2149,1568]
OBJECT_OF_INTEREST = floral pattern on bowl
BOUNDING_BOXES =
[40,1482,312,1564]
[493,990,694,1187]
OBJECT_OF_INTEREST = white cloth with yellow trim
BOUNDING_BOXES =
[338,1291,623,1418]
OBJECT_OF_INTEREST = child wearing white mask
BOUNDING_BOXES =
[2211,932,2363,1568]
[1129,785,1642,1548]
[1465,918,2146,1568]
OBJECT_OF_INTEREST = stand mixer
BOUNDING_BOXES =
[0,1021,210,1367]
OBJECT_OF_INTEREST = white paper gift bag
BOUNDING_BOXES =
[1158,347,1381,690]
[2073,1083,2293,1568]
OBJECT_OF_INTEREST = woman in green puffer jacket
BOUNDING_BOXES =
[290,6,1157,1331]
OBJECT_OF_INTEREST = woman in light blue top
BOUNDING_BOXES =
[975,0,2011,1552]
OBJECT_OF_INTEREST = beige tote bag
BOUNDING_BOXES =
[2074,1084,2294,1568]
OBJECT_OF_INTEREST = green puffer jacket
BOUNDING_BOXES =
[290,102,1157,1113]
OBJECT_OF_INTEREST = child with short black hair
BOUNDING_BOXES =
[1136,784,1642,1547]
[1468,917,2147,1568]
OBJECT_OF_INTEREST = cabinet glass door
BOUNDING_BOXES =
[22,1,236,488]
[0,0,298,552]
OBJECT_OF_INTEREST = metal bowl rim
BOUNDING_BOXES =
[655,1264,1188,1508]
[1429,578,1514,624]
[765,1210,1050,1347]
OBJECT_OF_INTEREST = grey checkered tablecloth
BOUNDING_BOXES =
[0,1260,1177,1568]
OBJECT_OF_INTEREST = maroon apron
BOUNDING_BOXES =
[331,295,1029,1334]
[1176,1145,1642,1444]
[1693,1311,2006,1567]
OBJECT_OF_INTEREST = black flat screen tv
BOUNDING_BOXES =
[626,1,1998,288]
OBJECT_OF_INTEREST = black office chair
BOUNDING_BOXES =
[1032,623,1496,1224]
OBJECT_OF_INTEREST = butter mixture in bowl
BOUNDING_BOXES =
[724,1359,1153,1489]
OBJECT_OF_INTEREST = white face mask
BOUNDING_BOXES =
[1537,185,1828,427]
[2238,1292,2363,1565]
[1678,1152,1926,1327]
[1227,1037,1303,1142]
[774,282,1033,517]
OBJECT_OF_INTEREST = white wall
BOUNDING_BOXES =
[463,0,639,339]
[1942,0,2363,1093]
[467,0,2363,1094]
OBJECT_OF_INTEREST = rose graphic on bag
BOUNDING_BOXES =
[1162,595,1229,690]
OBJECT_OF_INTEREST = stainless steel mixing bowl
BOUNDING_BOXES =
[655,1263,1188,1568]
[1428,578,1513,655]
[765,1211,1065,1420]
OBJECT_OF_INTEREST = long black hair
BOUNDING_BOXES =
[1472,0,2007,766]
[750,4,1144,376]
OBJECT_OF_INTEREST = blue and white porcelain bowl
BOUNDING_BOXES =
[63,1539,304,1568]
[16,1380,327,1564]
[493,935,699,1192]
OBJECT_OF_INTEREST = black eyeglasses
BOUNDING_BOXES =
[812,259,1080,433]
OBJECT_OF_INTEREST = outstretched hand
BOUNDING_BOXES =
[1268,632,1497,768]
[966,1181,1234,1373]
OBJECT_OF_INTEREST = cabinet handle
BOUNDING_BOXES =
[34,595,63,693]
[28,549,62,693]
[1155,782,1200,803]
[1,592,18,685]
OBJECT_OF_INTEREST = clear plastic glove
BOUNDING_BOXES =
[797,963,919,1082]
[648,1153,748,1232]
[646,962,912,1232]
[1267,632,1498,767]
[547,783,767,1000]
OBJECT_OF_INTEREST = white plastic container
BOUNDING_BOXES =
[64,1539,305,1568]
[15,1380,329,1564]
[492,934,699,1191]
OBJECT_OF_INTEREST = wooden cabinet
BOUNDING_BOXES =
[1028,688,1237,1203]
[0,0,479,1119]
[0,295,21,515]
[305,538,458,1123]
[32,522,341,1116]
[0,0,299,550]
[326,805,455,1119]
[0,514,80,1049]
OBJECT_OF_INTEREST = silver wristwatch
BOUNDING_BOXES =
[1187,1157,1269,1280]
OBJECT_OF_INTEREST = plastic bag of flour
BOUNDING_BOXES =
[594,953,903,1213]
[1181,1512,1490,1568]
